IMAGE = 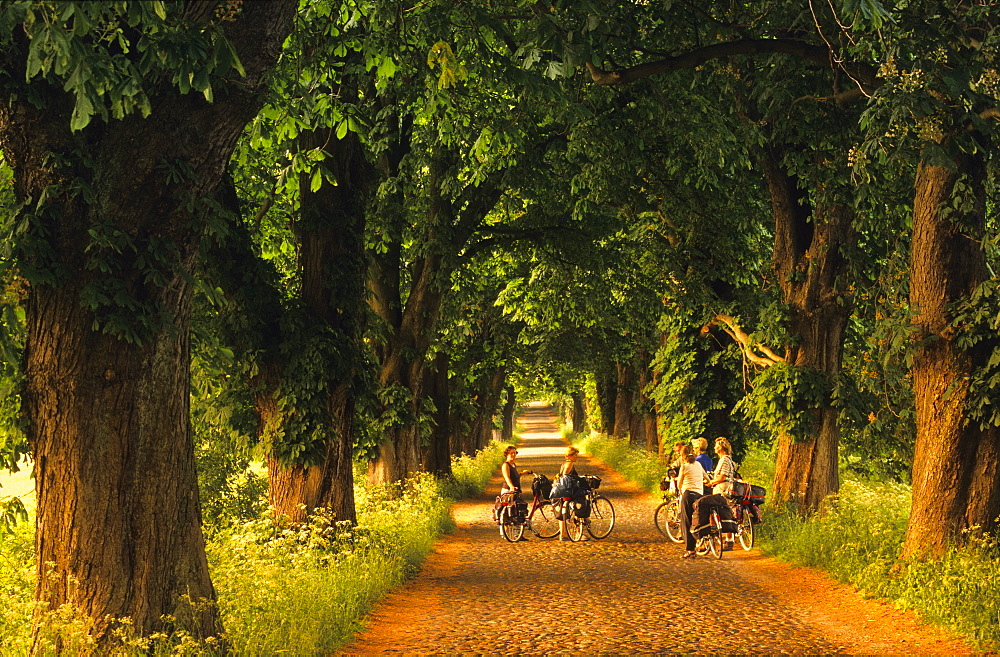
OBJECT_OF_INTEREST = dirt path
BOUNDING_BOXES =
[341,404,972,655]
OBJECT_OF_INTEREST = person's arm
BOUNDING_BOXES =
[708,457,730,486]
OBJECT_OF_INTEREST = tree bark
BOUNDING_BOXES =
[613,362,635,439]
[594,368,617,435]
[423,352,452,475]
[0,4,296,646]
[265,130,372,524]
[763,155,853,511]
[903,153,1000,557]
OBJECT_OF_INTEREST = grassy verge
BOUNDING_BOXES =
[569,431,665,495]
[572,432,1000,651]
[0,439,508,654]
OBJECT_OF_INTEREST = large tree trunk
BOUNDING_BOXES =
[266,130,371,524]
[367,254,446,484]
[903,154,1000,558]
[423,352,452,475]
[0,5,295,646]
[763,155,853,511]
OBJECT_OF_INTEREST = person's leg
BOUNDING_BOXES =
[680,491,698,553]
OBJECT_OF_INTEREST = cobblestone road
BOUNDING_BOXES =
[341,405,970,655]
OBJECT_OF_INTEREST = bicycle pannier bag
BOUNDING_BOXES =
[574,498,591,518]
[581,475,601,490]
[513,499,528,522]
[550,473,581,499]
[532,474,553,500]
[659,476,671,491]
[749,485,766,505]
[729,480,749,498]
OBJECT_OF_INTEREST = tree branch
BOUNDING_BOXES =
[707,313,786,367]
[586,38,877,89]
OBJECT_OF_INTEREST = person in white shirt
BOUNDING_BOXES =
[676,444,709,558]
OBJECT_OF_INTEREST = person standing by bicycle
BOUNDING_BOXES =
[500,445,530,494]
[693,437,737,550]
[676,444,709,559]
[556,446,584,540]
[499,446,531,541]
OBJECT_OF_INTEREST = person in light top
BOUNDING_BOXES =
[676,444,710,558]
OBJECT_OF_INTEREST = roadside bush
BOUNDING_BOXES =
[440,438,508,499]
[210,471,453,654]
[0,519,33,651]
[760,480,1000,650]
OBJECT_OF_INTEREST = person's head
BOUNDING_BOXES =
[679,443,695,464]
[673,441,686,455]
[693,437,708,453]
[715,437,731,456]
[566,446,579,461]
[504,445,517,460]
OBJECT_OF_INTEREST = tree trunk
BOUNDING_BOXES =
[265,130,371,524]
[502,385,516,442]
[594,369,616,434]
[571,391,587,433]
[903,154,1000,558]
[763,155,853,511]
[423,352,452,475]
[0,5,295,646]
[612,362,634,439]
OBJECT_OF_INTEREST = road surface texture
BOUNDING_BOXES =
[342,403,971,655]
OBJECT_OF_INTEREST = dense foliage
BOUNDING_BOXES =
[0,0,998,649]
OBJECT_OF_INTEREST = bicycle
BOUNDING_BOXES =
[692,496,757,558]
[551,475,616,541]
[495,473,561,542]
[653,490,684,543]
[728,487,762,550]
[693,507,725,559]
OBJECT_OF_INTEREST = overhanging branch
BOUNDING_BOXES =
[586,38,878,90]
[706,313,786,367]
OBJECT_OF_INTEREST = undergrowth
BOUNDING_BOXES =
[0,439,508,654]
[575,431,1000,651]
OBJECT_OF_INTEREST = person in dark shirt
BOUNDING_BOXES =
[499,445,531,542]
[693,436,713,496]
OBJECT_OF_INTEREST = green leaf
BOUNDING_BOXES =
[70,92,95,131]
[336,120,348,140]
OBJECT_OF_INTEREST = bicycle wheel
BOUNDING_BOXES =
[499,507,524,542]
[708,512,723,559]
[531,500,560,539]
[738,505,754,550]
[587,496,615,539]
[654,500,684,543]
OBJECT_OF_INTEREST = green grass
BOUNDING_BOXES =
[574,431,1000,651]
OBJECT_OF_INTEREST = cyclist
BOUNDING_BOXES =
[499,446,531,541]
[556,446,585,540]
[693,437,737,550]
[676,444,709,559]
